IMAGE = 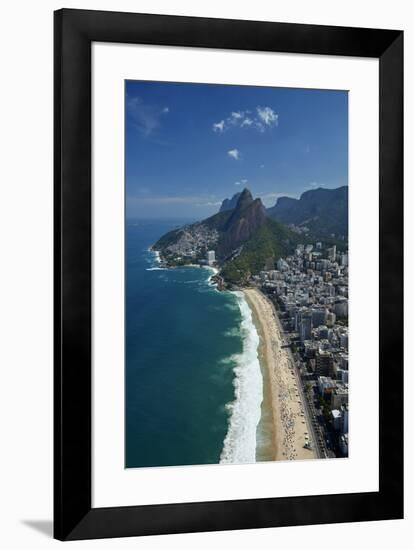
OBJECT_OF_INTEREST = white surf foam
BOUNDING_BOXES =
[152,249,161,264]
[204,266,219,275]
[203,266,219,287]
[145,249,165,271]
[223,327,241,338]
[220,292,263,464]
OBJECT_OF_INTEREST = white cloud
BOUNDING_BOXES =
[196,201,222,207]
[234,181,242,185]
[128,194,219,206]
[257,106,279,127]
[212,120,225,133]
[212,106,278,134]
[228,149,240,160]
[241,179,248,184]
[127,96,169,136]
[309,181,319,188]
[241,117,253,127]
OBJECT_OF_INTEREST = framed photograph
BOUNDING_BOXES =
[54,9,403,540]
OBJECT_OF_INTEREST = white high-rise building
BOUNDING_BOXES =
[327,245,337,261]
[326,311,336,327]
[277,258,289,271]
[340,331,349,350]
[207,250,216,266]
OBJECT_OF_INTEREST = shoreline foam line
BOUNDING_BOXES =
[145,249,166,270]
[243,291,277,462]
[220,291,263,464]
[152,249,161,264]
[204,266,219,287]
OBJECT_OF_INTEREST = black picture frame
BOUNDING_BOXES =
[54,8,403,541]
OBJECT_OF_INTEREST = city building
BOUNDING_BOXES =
[318,375,336,394]
[336,368,349,383]
[257,239,348,459]
[300,315,312,342]
[206,250,215,266]
[326,311,336,327]
[317,325,329,340]
[327,245,337,261]
[339,433,348,456]
[331,383,349,409]
[315,350,334,377]
[277,258,289,271]
[311,308,327,328]
[339,331,349,350]
[334,297,348,318]
[340,403,349,433]
[331,409,342,431]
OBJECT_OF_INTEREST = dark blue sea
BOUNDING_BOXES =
[125,219,263,468]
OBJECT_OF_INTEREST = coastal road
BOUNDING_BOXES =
[287,348,324,459]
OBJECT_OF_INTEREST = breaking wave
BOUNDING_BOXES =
[220,292,263,464]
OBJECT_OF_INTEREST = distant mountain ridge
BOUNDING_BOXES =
[266,186,348,238]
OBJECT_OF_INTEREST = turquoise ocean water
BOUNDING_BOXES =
[125,220,263,468]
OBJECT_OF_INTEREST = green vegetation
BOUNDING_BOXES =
[203,209,233,231]
[220,218,300,284]
[318,396,332,421]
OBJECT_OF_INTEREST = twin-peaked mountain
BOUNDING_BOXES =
[153,188,300,284]
[153,186,347,284]
[218,189,267,257]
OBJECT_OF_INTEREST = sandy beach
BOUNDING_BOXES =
[243,288,315,461]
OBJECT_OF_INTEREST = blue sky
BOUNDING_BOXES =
[125,80,348,220]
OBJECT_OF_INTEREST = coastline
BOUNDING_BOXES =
[243,287,315,461]
[150,247,314,462]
